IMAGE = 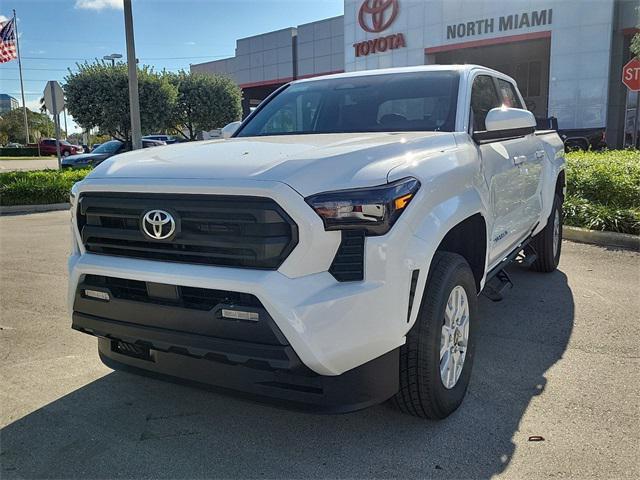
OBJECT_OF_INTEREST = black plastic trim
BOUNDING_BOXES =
[473,126,535,144]
[97,337,399,414]
[75,276,288,346]
[329,230,365,282]
[407,269,420,322]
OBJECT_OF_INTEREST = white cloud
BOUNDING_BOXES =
[75,0,123,11]
[0,15,9,24]
[184,41,196,46]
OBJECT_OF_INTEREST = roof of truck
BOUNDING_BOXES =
[294,64,504,84]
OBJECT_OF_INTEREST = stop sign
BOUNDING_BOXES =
[622,57,640,91]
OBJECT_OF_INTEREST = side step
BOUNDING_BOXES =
[517,245,538,268]
[482,270,513,302]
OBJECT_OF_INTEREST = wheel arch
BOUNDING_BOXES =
[435,213,487,293]
[556,169,566,200]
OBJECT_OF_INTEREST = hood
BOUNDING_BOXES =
[63,152,109,163]
[87,132,456,196]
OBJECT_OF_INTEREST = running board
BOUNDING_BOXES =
[482,270,513,302]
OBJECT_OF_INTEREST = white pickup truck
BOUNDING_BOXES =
[68,65,565,418]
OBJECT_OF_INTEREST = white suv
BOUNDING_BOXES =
[68,65,565,418]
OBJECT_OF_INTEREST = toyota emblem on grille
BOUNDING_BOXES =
[141,209,176,240]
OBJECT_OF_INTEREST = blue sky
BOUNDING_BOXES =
[1,0,343,132]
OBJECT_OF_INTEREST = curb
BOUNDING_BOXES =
[0,203,70,215]
[564,226,639,251]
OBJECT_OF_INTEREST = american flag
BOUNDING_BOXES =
[0,17,18,63]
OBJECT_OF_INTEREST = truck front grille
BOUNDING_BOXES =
[77,193,298,269]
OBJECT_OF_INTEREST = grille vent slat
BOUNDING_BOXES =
[83,274,262,311]
[329,230,365,282]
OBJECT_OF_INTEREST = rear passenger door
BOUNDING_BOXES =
[471,75,530,265]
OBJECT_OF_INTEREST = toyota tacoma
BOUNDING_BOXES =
[68,65,565,418]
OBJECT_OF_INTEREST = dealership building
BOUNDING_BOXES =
[191,0,639,147]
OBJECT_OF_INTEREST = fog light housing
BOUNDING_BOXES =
[84,289,110,301]
[221,309,259,321]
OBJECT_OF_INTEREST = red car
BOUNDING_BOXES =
[39,138,84,157]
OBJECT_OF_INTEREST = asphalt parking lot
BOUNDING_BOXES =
[1,211,638,479]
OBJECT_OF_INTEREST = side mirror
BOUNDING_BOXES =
[485,107,536,131]
[474,107,536,143]
[221,121,242,139]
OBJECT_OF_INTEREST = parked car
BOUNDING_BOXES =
[39,138,83,157]
[143,134,178,144]
[61,138,166,169]
[68,65,565,419]
[4,142,23,148]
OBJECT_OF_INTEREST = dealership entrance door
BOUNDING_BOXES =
[433,37,551,119]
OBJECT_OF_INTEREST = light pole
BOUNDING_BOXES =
[123,0,142,150]
[102,53,122,67]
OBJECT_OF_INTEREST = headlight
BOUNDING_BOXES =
[69,183,79,217]
[305,177,420,236]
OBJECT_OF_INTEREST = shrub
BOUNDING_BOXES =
[0,147,40,157]
[565,150,640,235]
[0,169,90,206]
[566,150,640,209]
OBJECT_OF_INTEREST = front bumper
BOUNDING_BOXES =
[68,177,432,409]
[71,276,398,412]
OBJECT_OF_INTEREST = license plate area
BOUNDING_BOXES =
[111,340,152,361]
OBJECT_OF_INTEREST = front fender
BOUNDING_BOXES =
[400,187,488,328]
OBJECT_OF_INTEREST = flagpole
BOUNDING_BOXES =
[13,9,29,145]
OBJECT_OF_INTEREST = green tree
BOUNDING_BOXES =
[0,108,56,143]
[632,11,640,58]
[168,71,242,140]
[64,61,176,142]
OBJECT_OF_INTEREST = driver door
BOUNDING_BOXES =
[471,75,529,266]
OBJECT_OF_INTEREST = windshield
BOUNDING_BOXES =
[92,140,122,154]
[236,71,460,137]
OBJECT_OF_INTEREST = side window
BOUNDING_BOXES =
[470,75,500,131]
[496,78,523,109]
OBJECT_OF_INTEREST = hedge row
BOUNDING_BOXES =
[0,169,90,206]
[0,150,638,235]
[564,150,639,235]
[0,147,40,157]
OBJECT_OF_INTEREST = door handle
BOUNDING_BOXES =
[513,155,527,166]
[535,150,545,159]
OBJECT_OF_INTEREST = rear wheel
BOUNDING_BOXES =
[530,194,562,272]
[392,252,477,419]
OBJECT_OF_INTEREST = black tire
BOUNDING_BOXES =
[63,150,70,157]
[392,252,477,419]
[530,194,562,272]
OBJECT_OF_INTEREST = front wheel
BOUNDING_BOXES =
[392,252,477,419]
[62,150,71,157]
[530,194,563,272]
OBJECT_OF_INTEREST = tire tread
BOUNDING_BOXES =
[393,252,474,419]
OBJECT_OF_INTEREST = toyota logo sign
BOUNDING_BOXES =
[358,0,399,33]
[141,209,176,240]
